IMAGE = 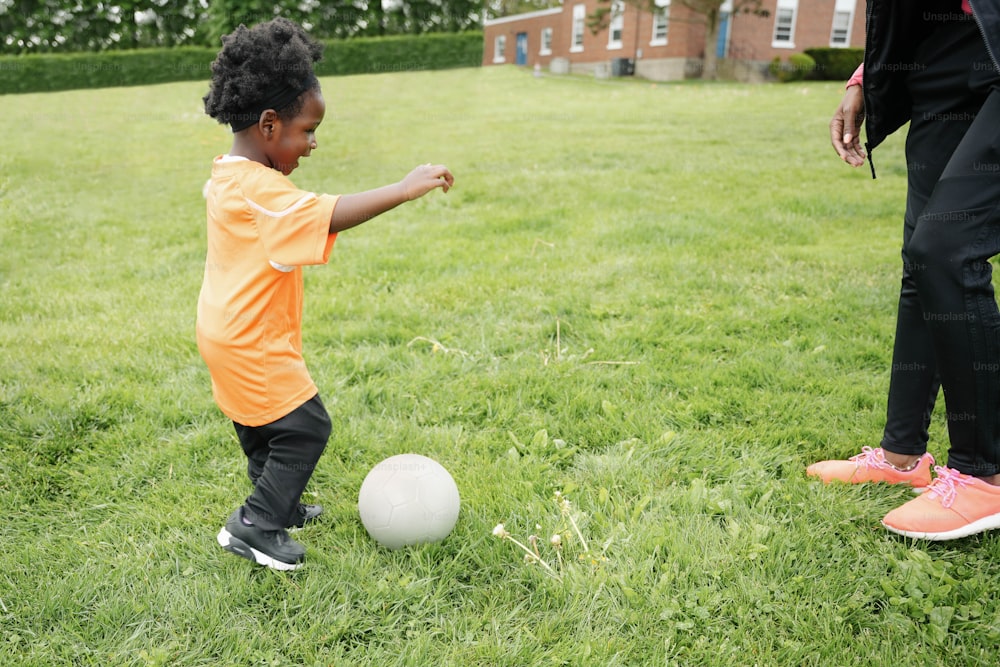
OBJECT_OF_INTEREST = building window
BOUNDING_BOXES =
[772,0,797,47]
[830,0,854,46]
[540,27,553,55]
[494,35,506,63]
[608,1,625,49]
[571,4,585,52]
[651,0,670,45]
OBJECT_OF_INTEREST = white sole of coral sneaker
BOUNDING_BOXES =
[882,512,1000,541]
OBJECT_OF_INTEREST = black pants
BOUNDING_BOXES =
[233,394,331,531]
[882,17,1000,476]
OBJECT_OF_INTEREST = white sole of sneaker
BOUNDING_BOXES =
[882,512,1000,541]
[217,528,303,571]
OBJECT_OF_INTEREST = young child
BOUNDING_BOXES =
[198,17,454,570]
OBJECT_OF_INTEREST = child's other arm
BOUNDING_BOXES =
[329,163,454,234]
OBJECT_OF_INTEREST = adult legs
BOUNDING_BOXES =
[880,18,995,466]
[907,89,1000,478]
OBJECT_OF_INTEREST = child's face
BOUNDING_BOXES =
[268,88,326,176]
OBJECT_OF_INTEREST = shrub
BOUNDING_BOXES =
[314,33,484,78]
[803,47,864,81]
[0,33,484,95]
[769,52,816,83]
[0,47,213,94]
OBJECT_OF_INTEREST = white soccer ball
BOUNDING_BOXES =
[358,453,461,550]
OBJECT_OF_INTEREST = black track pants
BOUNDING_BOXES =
[233,394,331,530]
[881,17,1000,477]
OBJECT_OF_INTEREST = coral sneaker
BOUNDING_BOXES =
[806,447,934,488]
[882,466,1000,540]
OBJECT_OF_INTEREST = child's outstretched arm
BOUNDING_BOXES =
[329,163,454,234]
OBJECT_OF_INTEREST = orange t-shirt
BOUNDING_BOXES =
[196,155,339,426]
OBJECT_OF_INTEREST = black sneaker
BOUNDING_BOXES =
[217,508,305,571]
[289,503,324,529]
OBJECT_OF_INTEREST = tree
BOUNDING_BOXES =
[484,0,560,19]
[384,0,482,34]
[1,0,207,53]
[0,0,482,54]
[1,0,63,53]
[589,0,770,80]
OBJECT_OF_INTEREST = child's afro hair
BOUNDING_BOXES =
[203,17,323,128]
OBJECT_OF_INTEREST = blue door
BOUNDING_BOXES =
[716,12,731,58]
[516,32,528,66]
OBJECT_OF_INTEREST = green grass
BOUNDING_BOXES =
[3,66,1000,665]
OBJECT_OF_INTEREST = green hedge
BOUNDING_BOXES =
[0,32,484,95]
[803,47,864,81]
[315,33,483,77]
[769,52,817,83]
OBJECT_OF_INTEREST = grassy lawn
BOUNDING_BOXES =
[3,65,1000,665]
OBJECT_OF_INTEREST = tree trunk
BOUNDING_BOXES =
[701,8,719,80]
[371,0,386,36]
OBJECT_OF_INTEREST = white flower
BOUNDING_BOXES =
[492,523,508,538]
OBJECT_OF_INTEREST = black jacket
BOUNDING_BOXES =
[862,0,1000,161]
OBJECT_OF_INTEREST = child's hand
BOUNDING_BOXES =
[328,163,455,233]
[402,163,454,201]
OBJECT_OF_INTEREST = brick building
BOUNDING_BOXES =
[482,0,866,80]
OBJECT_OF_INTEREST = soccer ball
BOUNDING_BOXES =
[358,453,461,550]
